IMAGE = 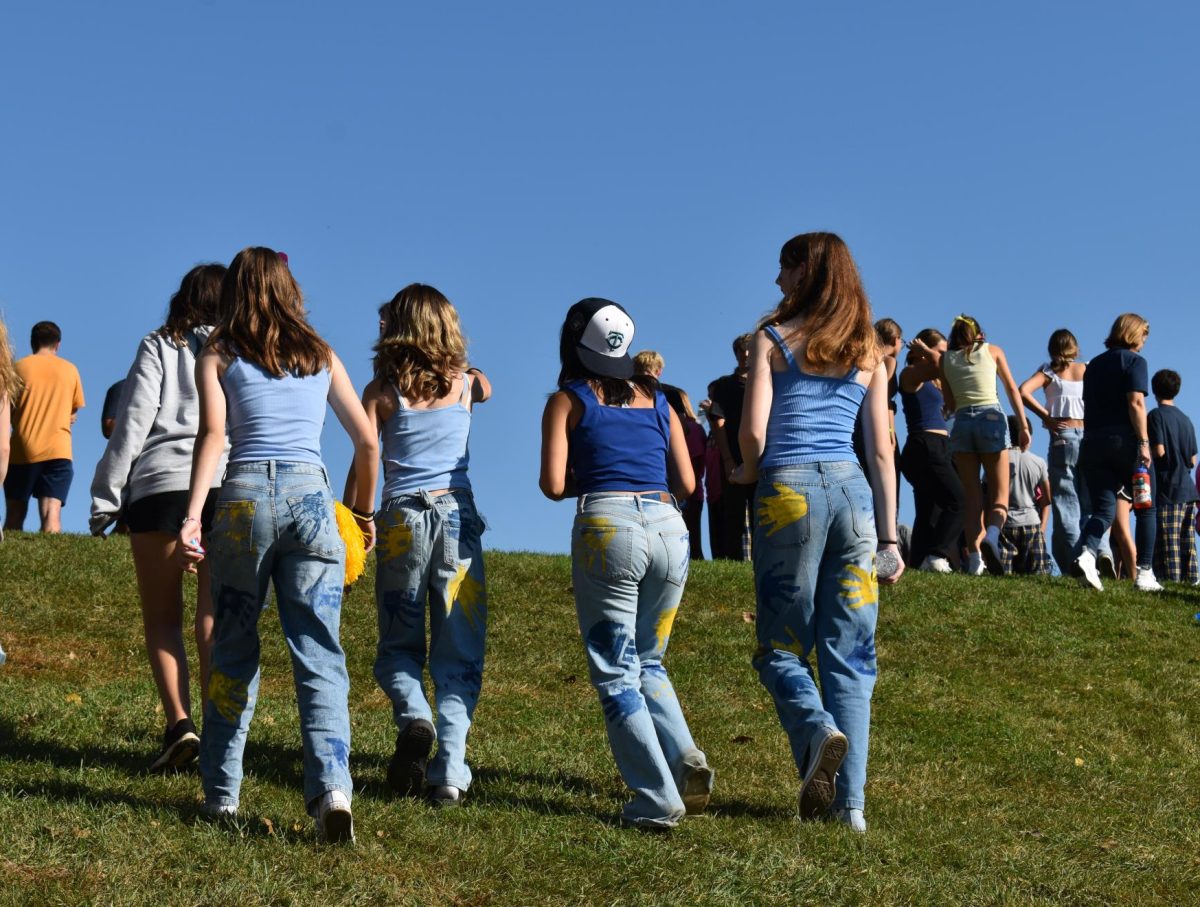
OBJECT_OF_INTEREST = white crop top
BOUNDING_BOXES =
[1041,363,1086,419]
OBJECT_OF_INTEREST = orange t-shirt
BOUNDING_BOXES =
[10,354,85,464]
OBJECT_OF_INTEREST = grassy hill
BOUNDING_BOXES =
[2,532,1199,905]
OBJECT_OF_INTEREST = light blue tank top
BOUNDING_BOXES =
[760,326,867,468]
[222,357,330,465]
[381,375,473,498]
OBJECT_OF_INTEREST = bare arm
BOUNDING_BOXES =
[0,394,9,488]
[735,330,774,485]
[666,408,695,501]
[177,349,229,571]
[1038,478,1052,534]
[991,345,1030,450]
[467,367,492,404]
[1019,370,1052,427]
[343,378,384,505]
[861,362,903,583]
[328,353,380,552]
[539,391,573,500]
[1128,391,1150,467]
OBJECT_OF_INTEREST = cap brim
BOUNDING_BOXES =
[578,345,634,379]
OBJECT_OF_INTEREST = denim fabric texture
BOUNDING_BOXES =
[949,405,1008,455]
[571,493,701,827]
[374,489,487,791]
[1047,427,1110,573]
[752,462,878,812]
[1080,433,1157,569]
[201,461,351,815]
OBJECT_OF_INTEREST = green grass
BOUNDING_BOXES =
[2,532,1200,905]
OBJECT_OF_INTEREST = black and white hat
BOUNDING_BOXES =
[567,298,637,378]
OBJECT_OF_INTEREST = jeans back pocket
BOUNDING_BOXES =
[285,491,344,559]
[573,517,635,581]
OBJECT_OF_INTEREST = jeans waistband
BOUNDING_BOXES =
[955,404,1003,415]
[761,461,864,486]
[224,460,329,483]
[577,490,677,513]
[382,488,474,511]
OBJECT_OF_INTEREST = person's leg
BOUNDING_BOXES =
[1111,500,1136,577]
[706,495,723,559]
[130,531,193,725]
[3,462,35,531]
[3,498,27,532]
[33,459,72,533]
[900,437,932,567]
[195,558,214,707]
[1154,503,1181,582]
[272,477,353,814]
[1048,430,1083,573]
[683,498,704,560]
[426,495,488,794]
[573,498,684,827]
[1184,503,1199,584]
[979,450,1009,532]
[1132,465,1157,572]
[953,452,984,553]
[37,497,63,533]
[926,435,965,562]
[720,481,753,562]
[1078,436,1121,557]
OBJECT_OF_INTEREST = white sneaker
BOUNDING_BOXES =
[199,801,238,820]
[798,726,848,820]
[1097,552,1118,580]
[678,749,715,815]
[920,555,953,574]
[966,552,985,576]
[1135,568,1164,592]
[832,807,867,833]
[1071,550,1103,591]
[315,790,355,844]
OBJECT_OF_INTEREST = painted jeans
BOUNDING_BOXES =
[571,493,701,827]
[374,489,487,791]
[752,462,878,812]
[201,461,351,815]
[1047,427,1110,573]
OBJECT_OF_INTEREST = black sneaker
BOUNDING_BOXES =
[386,718,436,797]
[150,718,200,773]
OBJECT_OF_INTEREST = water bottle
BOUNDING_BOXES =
[1132,465,1152,511]
[876,548,902,581]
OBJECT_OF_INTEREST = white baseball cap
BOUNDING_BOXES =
[568,298,637,378]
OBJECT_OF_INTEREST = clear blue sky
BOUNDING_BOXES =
[2,2,1197,552]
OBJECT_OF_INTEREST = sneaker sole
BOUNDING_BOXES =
[680,764,714,815]
[321,808,355,844]
[980,541,1004,577]
[150,732,200,773]
[798,731,848,820]
[387,719,436,797]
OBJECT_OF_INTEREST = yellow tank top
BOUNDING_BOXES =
[943,343,999,408]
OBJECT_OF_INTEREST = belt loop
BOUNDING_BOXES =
[268,460,276,480]
[578,493,589,513]
[419,489,435,510]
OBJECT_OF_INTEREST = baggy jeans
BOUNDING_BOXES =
[374,489,487,791]
[1047,427,1110,573]
[752,462,878,812]
[201,461,351,815]
[571,493,702,827]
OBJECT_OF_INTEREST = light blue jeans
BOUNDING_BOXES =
[571,493,701,827]
[752,462,878,812]
[374,489,487,791]
[1047,428,1111,573]
[201,461,351,815]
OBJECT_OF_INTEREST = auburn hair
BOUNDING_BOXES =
[0,314,22,404]
[1046,328,1079,373]
[209,247,331,377]
[161,264,226,347]
[763,232,878,371]
[948,314,986,363]
[374,284,468,402]
[1104,313,1150,350]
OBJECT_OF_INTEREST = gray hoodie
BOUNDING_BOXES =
[89,326,227,533]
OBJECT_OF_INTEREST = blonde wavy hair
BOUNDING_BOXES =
[1104,313,1150,350]
[375,284,467,401]
[0,314,22,404]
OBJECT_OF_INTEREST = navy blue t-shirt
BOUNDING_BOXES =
[1148,404,1199,504]
[1082,348,1149,437]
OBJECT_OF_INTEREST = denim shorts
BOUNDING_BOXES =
[949,406,1007,455]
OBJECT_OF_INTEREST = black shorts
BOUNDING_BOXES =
[4,459,74,504]
[125,489,219,535]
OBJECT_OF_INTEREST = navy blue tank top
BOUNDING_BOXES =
[566,379,671,494]
[901,381,948,433]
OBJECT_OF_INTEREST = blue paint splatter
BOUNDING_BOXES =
[774,666,813,703]
[756,561,803,613]
[291,492,332,547]
[846,633,877,676]
[216,584,259,634]
[324,736,350,771]
[447,663,484,697]
[306,579,343,616]
[380,588,423,634]
[600,687,644,723]
[585,620,637,670]
[643,663,668,680]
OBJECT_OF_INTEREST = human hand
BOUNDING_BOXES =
[176,524,205,574]
[357,516,376,554]
[1019,427,1032,452]
[876,545,905,584]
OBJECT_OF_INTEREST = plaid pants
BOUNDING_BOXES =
[999,524,1051,576]
[1154,502,1198,584]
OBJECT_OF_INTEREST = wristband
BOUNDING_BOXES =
[180,515,200,529]
[1137,439,1149,445]
[877,538,898,545]
[351,508,376,521]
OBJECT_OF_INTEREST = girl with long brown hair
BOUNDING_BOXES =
[734,231,902,833]
[178,247,378,842]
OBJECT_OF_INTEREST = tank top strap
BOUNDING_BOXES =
[458,372,471,407]
[566,379,598,406]
[390,382,408,412]
[763,325,798,371]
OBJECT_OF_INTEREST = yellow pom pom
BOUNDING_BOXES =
[334,502,368,586]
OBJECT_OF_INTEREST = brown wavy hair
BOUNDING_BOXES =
[160,264,226,347]
[209,247,331,377]
[762,232,878,371]
[375,284,467,402]
[1047,328,1079,372]
[0,314,22,404]
[948,314,986,363]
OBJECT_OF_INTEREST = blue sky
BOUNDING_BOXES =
[2,1,1197,552]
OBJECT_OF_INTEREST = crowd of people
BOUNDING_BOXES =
[0,233,1196,842]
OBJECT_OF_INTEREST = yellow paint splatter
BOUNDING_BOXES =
[840,563,879,610]
[770,625,805,657]
[578,516,618,574]
[654,607,678,652]
[216,501,255,548]
[208,669,250,723]
[446,563,486,630]
[377,521,414,564]
[757,484,809,537]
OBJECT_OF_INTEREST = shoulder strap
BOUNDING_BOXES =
[459,372,472,407]
[390,383,407,411]
[763,326,798,370]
